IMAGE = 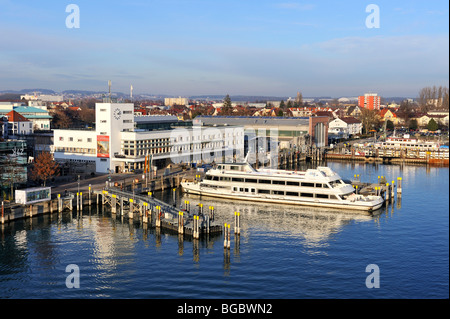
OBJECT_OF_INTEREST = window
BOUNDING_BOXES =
[100,120,107,123]
[100,108,107,112]
[258,189,270,194]
[259,179,271,184]
[123,120,132,123]
[87,138,92,142]
[300,193,314,197]
[286,191,299,196]
[272,180,285,185]
[220,177,231,181]
[69,137,73,141]
[232,177,244,182]
[245,178,257,183]
[301,182,315,187]
[315,194,329,199]
[273,190,284,195]
[123,111,132,114]
[212,176,219,181]
[287,181,300,186]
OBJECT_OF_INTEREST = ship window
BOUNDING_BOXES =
[301,182,315,187]
[315,194,329,199]
[286,191,299,196]
[315,183,324,188]
[273,190,284,195]
[220,177,231,181]
[240,188,244,192]
[206,175,212,180]
[272,180,285,185]
[300,193,314,197]
[230,166,239,170]
[259,179,271,184]
[245,178,257,183]
[258,189,270,194]
[286,181,300,186]
[244,188,248,192]
[212,176,219,181]
[232,177,244,182]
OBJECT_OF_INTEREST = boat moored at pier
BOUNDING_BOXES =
[181,163,384,212]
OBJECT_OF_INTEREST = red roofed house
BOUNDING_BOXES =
[379,109,401,125]
[6,110,33,137]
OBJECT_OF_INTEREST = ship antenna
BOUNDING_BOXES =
[244,152,249,163]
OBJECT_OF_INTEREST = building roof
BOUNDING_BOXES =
[339,117,361,124]
[6,110,29,122]
[13,106,49,113]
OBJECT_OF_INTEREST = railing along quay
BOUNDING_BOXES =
[93,187,222,237]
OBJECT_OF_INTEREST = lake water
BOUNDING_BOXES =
[0,162,448,299]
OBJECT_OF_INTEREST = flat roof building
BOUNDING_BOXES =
[52,103,244,174]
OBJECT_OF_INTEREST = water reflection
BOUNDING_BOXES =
[179,193,374,248]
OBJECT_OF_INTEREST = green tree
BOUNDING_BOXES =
[409,119,418,131]
[427,118,439,131]
[222,94,233,115]
[386,120,394,130]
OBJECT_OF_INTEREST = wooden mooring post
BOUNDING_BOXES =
[178,211,184,234]
[234,211,240,235]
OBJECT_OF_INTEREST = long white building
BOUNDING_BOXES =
[52,102,244,174]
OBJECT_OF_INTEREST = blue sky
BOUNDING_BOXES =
[0,0,448,97]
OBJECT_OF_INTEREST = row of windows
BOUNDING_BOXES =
[206,175,330,188]
[54,147,96,154]
[174,132,243,142]
[99,109,132,114]
[231,187,339,199]
[59,137,93,143]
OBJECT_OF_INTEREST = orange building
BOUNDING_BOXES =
[358,93,381,110]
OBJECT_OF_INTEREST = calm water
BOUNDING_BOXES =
[0,162,448,299]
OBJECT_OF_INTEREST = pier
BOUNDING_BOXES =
[325,146,449,165]
[94,187,222,237]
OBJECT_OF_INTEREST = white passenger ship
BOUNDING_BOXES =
[181,163,384,212]
[374,135,440,151]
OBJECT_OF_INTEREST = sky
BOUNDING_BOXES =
[0,0,448,98]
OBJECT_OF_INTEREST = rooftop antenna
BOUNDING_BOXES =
[108,80,112,102]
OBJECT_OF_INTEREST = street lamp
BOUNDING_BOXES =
[107,168,112,187]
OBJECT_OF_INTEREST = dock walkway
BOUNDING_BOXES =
[93,187,222,237]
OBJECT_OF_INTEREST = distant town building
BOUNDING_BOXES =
[5,110,33,137]
[358,93,381,110]
[20,94,64,102]
[328,117,362,138]
[164,97,188,106]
